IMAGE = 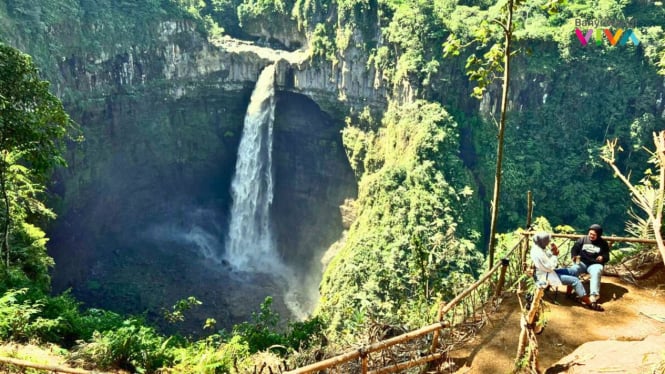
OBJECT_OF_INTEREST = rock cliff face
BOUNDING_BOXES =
[11,0,661,330]
[54,19,387,109]
[4,13,375,329]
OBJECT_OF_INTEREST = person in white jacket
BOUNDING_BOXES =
[530,231,601,311]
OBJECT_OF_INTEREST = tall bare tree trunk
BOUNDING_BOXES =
[601,131,665,267]
[0,163,10,267]
[487,0,514,269]
[653,131,665,265]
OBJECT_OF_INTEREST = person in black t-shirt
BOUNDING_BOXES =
[558,224,609,311]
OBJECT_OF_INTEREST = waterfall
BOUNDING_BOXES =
[225,64,279,271]
[224,64,309,320]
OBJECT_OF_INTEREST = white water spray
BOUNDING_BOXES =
[224,64,310,320]
[225,64,279,271]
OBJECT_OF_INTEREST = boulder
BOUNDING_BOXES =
[546,334,665,373]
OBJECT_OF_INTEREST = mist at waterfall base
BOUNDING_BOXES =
[142,205,316,324]
[144,219,315,322]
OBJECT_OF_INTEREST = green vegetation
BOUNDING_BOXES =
[318,101,482,338]
[0,286,325,372]
[0,43,76,291]
[232,297,325,354]
[0,0,202,82]
[0,0,664,371]
[191,0,665,238]
[237,0,290,29]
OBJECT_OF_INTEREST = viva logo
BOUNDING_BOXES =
[575,28,640,46]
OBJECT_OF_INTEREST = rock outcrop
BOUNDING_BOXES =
[546,334,665,373]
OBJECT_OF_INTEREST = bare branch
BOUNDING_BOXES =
[602,140,648,212]
[602,131,665,268]
[654,131,665,234]
[491,18,509,33]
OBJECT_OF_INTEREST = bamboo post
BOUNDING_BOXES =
[521,191,533,270]
[494,258,510,298]
[361,351,368,374]
[525,288,544,330]
[525,191,533,229]
[514,286,544,371]
[369,351,447,374]
[430,260,503,354]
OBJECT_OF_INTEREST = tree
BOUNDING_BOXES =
[446,0,516,270]
[601,131,665,267]
[484,0,514,271]
[0,43,75,269]
[445,0,565,269]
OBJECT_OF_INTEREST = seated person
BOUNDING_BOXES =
[556,224,609,310]
[530,231,601,311]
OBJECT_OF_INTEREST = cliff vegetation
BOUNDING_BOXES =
[0,0,664,372]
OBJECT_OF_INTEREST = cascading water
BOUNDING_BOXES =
[225,64,279,271]
[224,64,308,319]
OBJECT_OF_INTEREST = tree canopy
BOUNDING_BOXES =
[318,101,482,337]
[0,43,75,290]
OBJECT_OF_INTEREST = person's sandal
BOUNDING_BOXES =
[580,296,604,311]
[588,302,604,311]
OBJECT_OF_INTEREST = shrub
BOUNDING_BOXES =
[232,297,286,354]
[285,316,325,351]
[232,297,327,355]
[72,318,175,373]
[165,335,250,374]
[37,291,123,346]
[0,288,46,341]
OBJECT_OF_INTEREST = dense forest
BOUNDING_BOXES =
[0,0,664,372]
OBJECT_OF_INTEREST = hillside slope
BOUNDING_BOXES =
[451,266,665,373]
[1,269,664,373]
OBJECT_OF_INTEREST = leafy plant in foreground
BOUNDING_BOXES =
[72,318,175,373]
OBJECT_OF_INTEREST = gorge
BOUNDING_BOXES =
[31,21,365,331]
[0,0,663,336]
[44,44,359,332]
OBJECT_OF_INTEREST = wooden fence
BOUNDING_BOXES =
[285,234,530,374]
[2,232,655,374]
[285,231,659,374]
[0,356,102,373]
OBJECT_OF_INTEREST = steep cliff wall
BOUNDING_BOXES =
[471,40,665,232]
[5,0,662,333]
[0,2,370,330]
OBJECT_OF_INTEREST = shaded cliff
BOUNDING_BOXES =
[2,0,664,335]
[0,1,368,330]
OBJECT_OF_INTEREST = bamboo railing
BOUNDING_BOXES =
[0,356,103,374]
[286,234,530,374]
[286,231,660,374]
[520,232,657,245]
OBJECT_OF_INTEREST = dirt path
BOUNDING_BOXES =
[450,272,665,373]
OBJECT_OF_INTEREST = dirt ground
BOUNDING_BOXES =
[450,268,665,373]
